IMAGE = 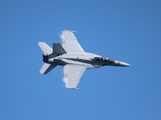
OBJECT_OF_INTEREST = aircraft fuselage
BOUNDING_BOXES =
[46,52,130,69]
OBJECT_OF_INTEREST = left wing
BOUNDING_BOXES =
[63,64,86,89]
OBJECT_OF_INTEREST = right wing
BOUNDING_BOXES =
[63,64,86,89]
[61,30,84,53]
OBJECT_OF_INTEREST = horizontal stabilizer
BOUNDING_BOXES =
[38,42,52,54]
[53,43,67,55]
[40,63,57,74]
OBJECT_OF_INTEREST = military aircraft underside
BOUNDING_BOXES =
[38,30,130,89]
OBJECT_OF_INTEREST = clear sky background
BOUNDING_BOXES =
[0,0,161,120]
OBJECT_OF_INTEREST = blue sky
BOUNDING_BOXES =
[0,0,161,120]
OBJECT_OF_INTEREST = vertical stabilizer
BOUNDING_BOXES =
[53,43,67,54]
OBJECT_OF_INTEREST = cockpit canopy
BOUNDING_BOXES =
[93,57,115,63]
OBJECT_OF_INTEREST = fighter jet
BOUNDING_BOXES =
[38,30,130,89]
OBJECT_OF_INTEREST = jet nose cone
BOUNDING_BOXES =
[122,62,130,67]
[117,61,130,67]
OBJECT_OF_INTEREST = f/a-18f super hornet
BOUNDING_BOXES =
[38,30,130,89]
